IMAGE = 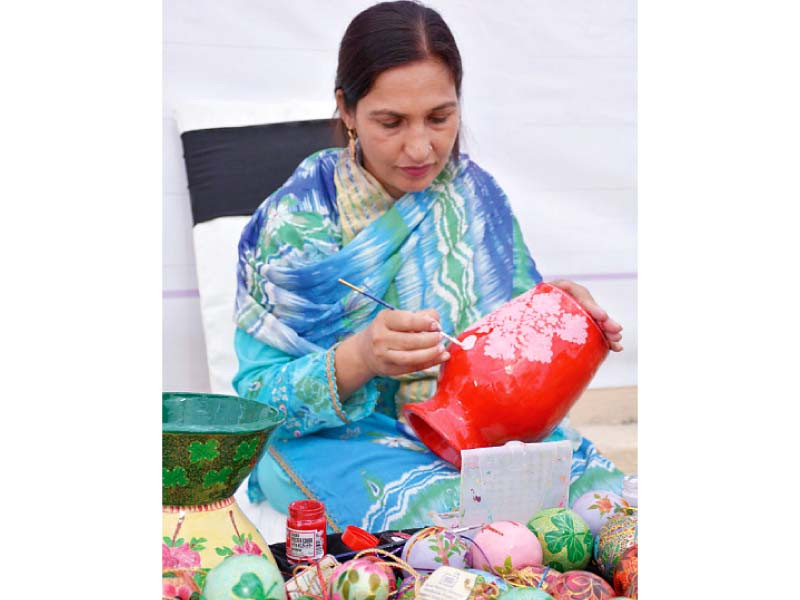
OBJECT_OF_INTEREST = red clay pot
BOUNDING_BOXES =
[402,282,609,468]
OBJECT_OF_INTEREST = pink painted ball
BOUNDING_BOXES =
[401,527,469,572]
[571,490,631,537]
[468,521,543,574]
[553,570,616,600]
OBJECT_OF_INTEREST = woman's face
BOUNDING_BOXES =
[338,57,460,199]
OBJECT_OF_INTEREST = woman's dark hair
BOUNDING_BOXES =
[335,0,463,158]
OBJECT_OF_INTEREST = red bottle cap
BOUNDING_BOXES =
[341,525,380,551]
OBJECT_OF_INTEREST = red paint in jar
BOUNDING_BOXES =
[286,499,327,564]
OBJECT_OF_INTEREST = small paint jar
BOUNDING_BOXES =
[286,499,327,564]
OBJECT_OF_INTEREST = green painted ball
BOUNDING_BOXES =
[203,554,286,600]
[527,508,593,571]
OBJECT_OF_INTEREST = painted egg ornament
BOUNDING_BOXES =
[612,544,637,595]
[593,511,637,581]
[401,527,469,572]
[506,565,564,595]
[498,587,556,600]
[571,490,630,537]
[328,557,394,600]
[555,570,616,600]
[202,554,286,600]
[527,508,593,571]
[468,521,543,574]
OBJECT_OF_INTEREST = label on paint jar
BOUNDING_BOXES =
[287,527,324,562]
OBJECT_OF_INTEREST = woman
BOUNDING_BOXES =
[234,1,625,533]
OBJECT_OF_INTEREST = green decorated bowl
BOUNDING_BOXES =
[162,392,284,506]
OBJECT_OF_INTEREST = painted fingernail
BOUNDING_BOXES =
[442,352,451,360]
[430,321,440,331]
[437,344,445,353]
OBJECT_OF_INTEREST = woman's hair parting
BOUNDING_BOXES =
[335,0,463,157]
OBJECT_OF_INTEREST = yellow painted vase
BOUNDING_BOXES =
[161,392,284,597]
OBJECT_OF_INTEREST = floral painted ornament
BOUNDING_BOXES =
[328,557,395,600]
[202,554,286,600]
[593,511,637,581]
[527,508,593,571]
[553,570,616,600]
[401,527,469,572]
[468,521,543,574]
[571,491,630,537]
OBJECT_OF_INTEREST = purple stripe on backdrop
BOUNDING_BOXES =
[161,273,637,300]
[546,272,637,282]
[162,289,200,299]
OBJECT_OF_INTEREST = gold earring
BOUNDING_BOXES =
[347,128,357,160]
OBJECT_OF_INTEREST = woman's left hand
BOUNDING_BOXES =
[549,280,624,352]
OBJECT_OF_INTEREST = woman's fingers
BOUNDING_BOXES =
[385,344,449,369]
[383,309,440,333]
[384,330,443,351]
[417,308,441,328]
[550,279,608,322]
[414,352,452,372]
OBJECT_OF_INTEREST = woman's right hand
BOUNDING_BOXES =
[355,308,450,377]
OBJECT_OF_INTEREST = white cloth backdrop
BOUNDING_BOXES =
[163,0,637,393]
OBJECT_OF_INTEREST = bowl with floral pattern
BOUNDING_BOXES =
[162,392,284,506]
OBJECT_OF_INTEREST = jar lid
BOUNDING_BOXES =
[342,525,380,551]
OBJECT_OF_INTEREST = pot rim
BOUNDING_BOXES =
[403,405,465,468]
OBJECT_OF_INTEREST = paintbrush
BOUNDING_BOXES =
[337,278,468,349]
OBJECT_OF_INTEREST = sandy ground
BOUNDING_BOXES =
[568,386,638,475]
